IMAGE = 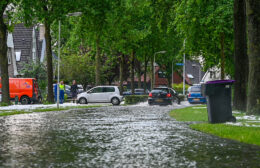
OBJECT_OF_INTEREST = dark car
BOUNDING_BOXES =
[148,89,172,105]
[187,85,206,104]
[153,87,181,104]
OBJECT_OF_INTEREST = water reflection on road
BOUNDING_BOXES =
[0,104,259,167]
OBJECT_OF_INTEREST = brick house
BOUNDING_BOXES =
[0,23,43,77]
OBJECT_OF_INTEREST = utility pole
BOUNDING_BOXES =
[183,39,186,95]
[172,60,174,88]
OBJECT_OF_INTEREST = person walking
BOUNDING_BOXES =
[59,81,65,104]
[71,80,78,103]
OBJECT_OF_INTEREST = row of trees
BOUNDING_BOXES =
[0,0,259,114]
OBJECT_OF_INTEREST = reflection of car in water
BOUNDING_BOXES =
[187,85,206,104]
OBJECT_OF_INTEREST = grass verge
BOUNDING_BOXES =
[169,105,260,146]
[0,105,101,117]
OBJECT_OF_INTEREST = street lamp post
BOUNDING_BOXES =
[172,60,174,88]
[153,51,166,89]
[57,12,82,108]
[183,39,186,95]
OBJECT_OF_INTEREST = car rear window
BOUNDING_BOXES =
[103,87,115,92]
[154,88,169,93]
[190,86,201,92]
[151,90,167,93]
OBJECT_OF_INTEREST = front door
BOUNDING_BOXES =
[87,87,105,102]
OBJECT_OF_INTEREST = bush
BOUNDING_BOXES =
[172,83,190,94]
[177,94,186,101]
[0,102,9,106]
[124,95,148,105]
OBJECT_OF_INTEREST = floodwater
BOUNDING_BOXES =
[0,104,260,167]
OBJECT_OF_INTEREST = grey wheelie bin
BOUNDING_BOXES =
[201,80,236,123]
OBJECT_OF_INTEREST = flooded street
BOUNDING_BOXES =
[0,103,260,167]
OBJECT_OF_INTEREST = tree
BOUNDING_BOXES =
[246,0,260,115]
[0,1,10,104]
[20,0,77,103]
[233,0,248,111]
[174,0,234,77]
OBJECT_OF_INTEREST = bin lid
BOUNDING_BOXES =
[206,80,235,84]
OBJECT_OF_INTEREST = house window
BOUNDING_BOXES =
[15,50,21,61]
[158,70,166,78]
[7,49,11,64]
[210,71,216,79]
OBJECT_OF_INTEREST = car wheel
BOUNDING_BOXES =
[20,96,30,105]
[79,98,87,104]
[111,97,120,105]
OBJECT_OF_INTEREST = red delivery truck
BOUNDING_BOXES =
[0,78,41,104]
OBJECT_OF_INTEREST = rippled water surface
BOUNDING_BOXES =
[0,105,260,167]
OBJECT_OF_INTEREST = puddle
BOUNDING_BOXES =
[0,105,259,167]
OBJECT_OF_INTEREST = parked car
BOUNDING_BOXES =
[187,85,206,104]
[53,84,72,99]
[77,86,123,105]
[148,89,172,105]
[0,78,41,104]
[153,86,181,104]
[123,88,149,96]
[77,85,84,93]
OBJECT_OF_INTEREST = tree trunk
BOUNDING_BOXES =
[95,35,101,86]
[137,60,141,88]
[220,33,225,80]
[0,5,10,104]
[151,57,154,89]
[119,54,124,95]
[246,0,260,115]
[45,20,54,103]
[233,0,248,111]
[130,51,135,94]
[144,55,148,92]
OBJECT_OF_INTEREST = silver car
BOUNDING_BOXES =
[77,86,123,105]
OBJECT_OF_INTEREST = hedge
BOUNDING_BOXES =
[124,95,148,105]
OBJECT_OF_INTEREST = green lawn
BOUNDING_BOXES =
[169,105,208,122]
[169,106,260,146]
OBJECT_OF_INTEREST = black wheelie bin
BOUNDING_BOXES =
[201,80,236,123]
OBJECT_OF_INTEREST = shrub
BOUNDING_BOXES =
[177,94,186,101]
[172,83,190,94]
[124,95,148,105]
[0,102,9,106]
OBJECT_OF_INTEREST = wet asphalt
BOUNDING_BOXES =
[0,103,260,168]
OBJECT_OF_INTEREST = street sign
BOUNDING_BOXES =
[176,63,184,66]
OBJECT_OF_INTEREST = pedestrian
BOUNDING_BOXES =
[71,80,78,103]
[59,81,65,104]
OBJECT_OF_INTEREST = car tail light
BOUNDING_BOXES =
[188,93,191,97]
[149,93,152,97]
[167,93,171,97]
